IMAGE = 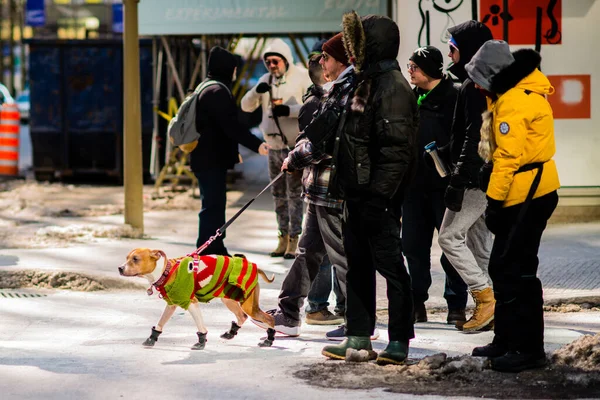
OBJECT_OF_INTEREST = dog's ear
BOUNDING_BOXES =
[151,250,165,261]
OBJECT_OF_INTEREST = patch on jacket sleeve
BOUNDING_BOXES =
[499,122,510,135]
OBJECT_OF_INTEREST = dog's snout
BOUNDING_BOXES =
[118,265,125,275]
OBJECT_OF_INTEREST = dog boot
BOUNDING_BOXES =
[322,336,373,360]
[221,321,241,340]
[192,331,207,350]
[376,341,409,365]
[284,235,299,259]
[270,234,289,257]
[142,326,162,347]
[258,328,276,347]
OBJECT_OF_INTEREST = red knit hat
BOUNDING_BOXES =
[322,33,350,66]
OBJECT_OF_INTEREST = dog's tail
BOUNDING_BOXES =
[257,268,275,283]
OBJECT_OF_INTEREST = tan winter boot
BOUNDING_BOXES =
[270,234,289,257]
[462,287,495,332]
[284,235,299,259]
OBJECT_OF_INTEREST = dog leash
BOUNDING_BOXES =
[191,171,285,256]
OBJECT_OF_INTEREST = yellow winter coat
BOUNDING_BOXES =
[482,69,560,207]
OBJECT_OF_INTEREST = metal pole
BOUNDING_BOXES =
[8,0,15,94]
[18,0,24,92]
[123,0,144,231]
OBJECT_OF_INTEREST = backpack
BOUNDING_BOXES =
[168,79,229,153]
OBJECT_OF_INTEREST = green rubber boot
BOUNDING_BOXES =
[376,341,409,365]
[322,336,372,360]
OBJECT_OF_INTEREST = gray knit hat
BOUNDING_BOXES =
[465,40,514,92]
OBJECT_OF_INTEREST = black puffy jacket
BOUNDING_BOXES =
[411,77,458,191]
[444,21,493,190]
[330,15,419,206]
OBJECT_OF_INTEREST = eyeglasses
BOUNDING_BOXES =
[406,64,419,72]
[449,45,457,54]
[321,52,330,62]
[265,58,281,66]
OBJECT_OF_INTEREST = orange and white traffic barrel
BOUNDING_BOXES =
[0,103,20,176]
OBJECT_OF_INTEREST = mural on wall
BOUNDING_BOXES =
[479,0,562,49]
[547,75,592,119]
[418,0,464,46]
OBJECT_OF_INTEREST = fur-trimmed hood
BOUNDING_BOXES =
[490,49,547,94]
[342,11,400,113]
[467,45,551,95]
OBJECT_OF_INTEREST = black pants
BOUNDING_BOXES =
[343,199,415,343]
[279,203,347,322]
[402,187,468,310]
[489,191,558,354]
[194,168,229,256]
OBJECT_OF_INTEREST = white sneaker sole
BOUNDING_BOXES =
[250,318,301,337]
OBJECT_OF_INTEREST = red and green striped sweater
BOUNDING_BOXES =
[155,255,259,310]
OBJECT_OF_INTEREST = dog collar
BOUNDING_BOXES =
[148,259,176,296]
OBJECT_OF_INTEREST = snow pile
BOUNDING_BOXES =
[552,334,600,371]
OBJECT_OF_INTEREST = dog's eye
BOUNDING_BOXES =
[133,256,139,262]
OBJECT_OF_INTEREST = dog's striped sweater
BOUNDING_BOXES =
[155,255,259,310]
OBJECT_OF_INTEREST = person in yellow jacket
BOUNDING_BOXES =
[464,40,560,373]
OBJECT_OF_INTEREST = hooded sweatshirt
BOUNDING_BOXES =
[241,38,311,150]
[190,46,263,172]
[444,21,493,190]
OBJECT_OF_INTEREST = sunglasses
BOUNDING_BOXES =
[265,58,281,66]
[449,45,458,54]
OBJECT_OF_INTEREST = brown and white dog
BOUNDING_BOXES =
[118,248,276,349]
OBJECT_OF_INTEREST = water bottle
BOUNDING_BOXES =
[425,141,451,178]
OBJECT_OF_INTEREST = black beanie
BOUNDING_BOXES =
[409,46,443,79]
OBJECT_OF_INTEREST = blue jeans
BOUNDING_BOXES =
[306,255,345,314]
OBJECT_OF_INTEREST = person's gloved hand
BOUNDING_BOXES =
[256,82,271,94]
[444,185,465,212]
[479,161,493,192]
[484,197,504,234]
[272,105,290,117]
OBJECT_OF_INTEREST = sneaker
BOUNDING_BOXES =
[251,309,301,337]
[306,309,345,325]
[325,324,380,341]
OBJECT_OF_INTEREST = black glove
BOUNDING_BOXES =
[256,82,271,94]
[444,185,465,212]
[272,105,290,117]
[484,196,504,234]
[479,162,493,192]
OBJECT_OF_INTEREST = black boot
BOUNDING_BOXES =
[472,342,507,358]
[142,326,162,347]
[192,331,207,350]
[491,351,547,372]
[413,303,427,323]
